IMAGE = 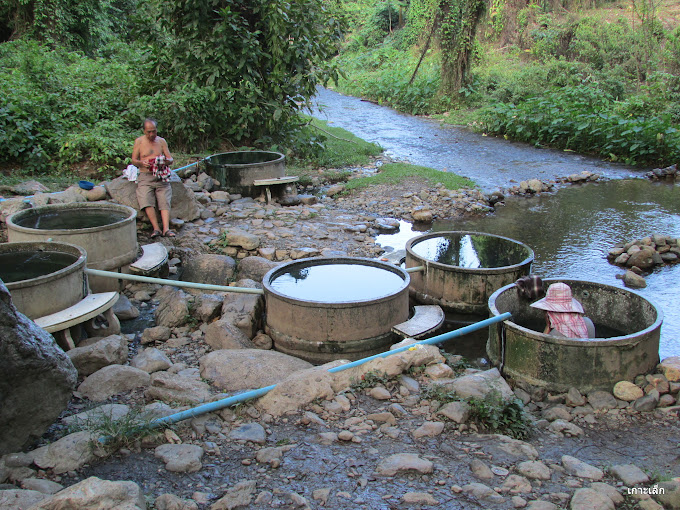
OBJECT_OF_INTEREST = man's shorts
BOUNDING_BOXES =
[136,171,172,210]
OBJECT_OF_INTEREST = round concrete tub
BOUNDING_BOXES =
[205,151,285,197]
[263,257,410,363]
[406,231,534,315]
[6,203,138,293]
[487,278,663,393]
[0,241,88,319]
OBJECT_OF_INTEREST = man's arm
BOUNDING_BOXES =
[161,139,174,164]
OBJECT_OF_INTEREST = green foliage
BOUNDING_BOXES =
[344,162,475,191]
[468,391,531,439]
[145,0,347,146]
[479,85,680,165]
[0,40,139,173]
[350,370,393,390]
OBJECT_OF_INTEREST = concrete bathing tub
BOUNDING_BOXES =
[487,278,663,392]
[263,257,410,363]
[0,241,88,319]
[406,231,534,315]
[204,151,285,196]
[6,203,138,292]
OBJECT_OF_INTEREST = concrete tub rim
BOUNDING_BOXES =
[406,230,535,275]
[1,240,87,291]
[487,277,664,347]
[262,256,410,307]
[6,202,137,236]
[205,151,285,168]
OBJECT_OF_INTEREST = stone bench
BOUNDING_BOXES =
[130,242,168,276]
[34,292,120,350]
[253,176,299,203]
[392,305,445,339]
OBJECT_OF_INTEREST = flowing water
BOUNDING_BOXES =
[312,88,680,359]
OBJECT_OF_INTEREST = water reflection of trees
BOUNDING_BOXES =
[287,267,310,281]
[432,235,528,268]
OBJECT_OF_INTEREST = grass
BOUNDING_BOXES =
[344,162,475,191]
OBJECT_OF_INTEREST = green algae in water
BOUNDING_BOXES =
[15,210,129,230]
[411,234,530,268]
[270,264,405,302]
[0,251,78,283]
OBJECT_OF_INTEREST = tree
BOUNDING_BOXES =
[145,0,346,147]
[438,0,486,96]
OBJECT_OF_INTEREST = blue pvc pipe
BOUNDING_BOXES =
[133,312,512,434]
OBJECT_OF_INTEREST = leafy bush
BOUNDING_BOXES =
[479,85,680,165]
[468,391,531,439]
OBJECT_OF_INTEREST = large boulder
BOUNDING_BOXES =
[28,476,146,509]
[180,254,236,286]
[104,174,200,221]
[219,282,264,338]
[236,256,279,282]
[199,349,312,391]
[0,281,78,455]
[77,365,151,402]
[66,335,129,376]
[154,287,190,329]
[256,366,335,417]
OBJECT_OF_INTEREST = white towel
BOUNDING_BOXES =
[123,164,139,183]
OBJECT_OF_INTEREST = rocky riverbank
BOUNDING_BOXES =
[1,163,679,510]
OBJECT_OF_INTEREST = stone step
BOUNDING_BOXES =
[392,305,445,339]
[130,242,168,275]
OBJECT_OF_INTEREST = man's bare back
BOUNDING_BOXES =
[131,120,173,171]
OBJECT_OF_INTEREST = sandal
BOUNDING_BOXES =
[150,230,162,239]
[163,229,177,238]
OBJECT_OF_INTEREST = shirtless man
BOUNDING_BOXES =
[131,118,176,238]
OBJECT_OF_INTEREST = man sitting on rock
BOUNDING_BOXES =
[131,118,176,238]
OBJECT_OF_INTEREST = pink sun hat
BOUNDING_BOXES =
[530,282,584,313]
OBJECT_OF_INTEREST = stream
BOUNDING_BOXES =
[313,88,680,359]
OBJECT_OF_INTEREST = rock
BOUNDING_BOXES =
[566,387,586,407]
[587,391,617,410]
[411,207,433,222]
[569,487,615,510]
[369,387,392,400]
[402,492,439,505]
[633,392,659,412]
[62,403,130,427]
[461,483,504,503]
[562,455,604,480]
[20,479,64,495]
[221,228,260,251]
[155,444,204,473]
[211,480,257,510]
[235,256,278,281]
[141,325,172,344]
[613,381,644,401]
[493,435,539,461]
[623,270,647,288]
[256,366,335,417]
[655,480,680,509]
[181,254,236,286]
[130,348,172,373]
[610,464,649,485]
[45,187,87,204]
[448,368,514,400]
[659,357,680,382]
[0,198,31,223]
[203,319,255,350]
[251,332,273,350]
[194,294,224,322]
[67,335,128,376]
[627,247,656,270]
[470,459,494,480]
[412,421,445,438]
[77,365,151,402]
[326,184,345,197]
[30,431,97,474]
[588,482,624,505]
[146,372,212,405]
[0,489,49,509]
[548,419,584,436]
[112,294,140,320]
[28,476,146,509]
[374,453,434,476]
[543,405,572,422]
[12,180,49,195]
[154,493,199,510]
[199,349,312,391]
[646,373,670,394]
[501,474,532,494]
[517,461,551,480]
[105,175,200,221]
[437,401,471,423]
[220,286,264,338]
[256,444,296,466]
[229,423,266,444]
[0,281,78,454]
[154,288,190,328]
